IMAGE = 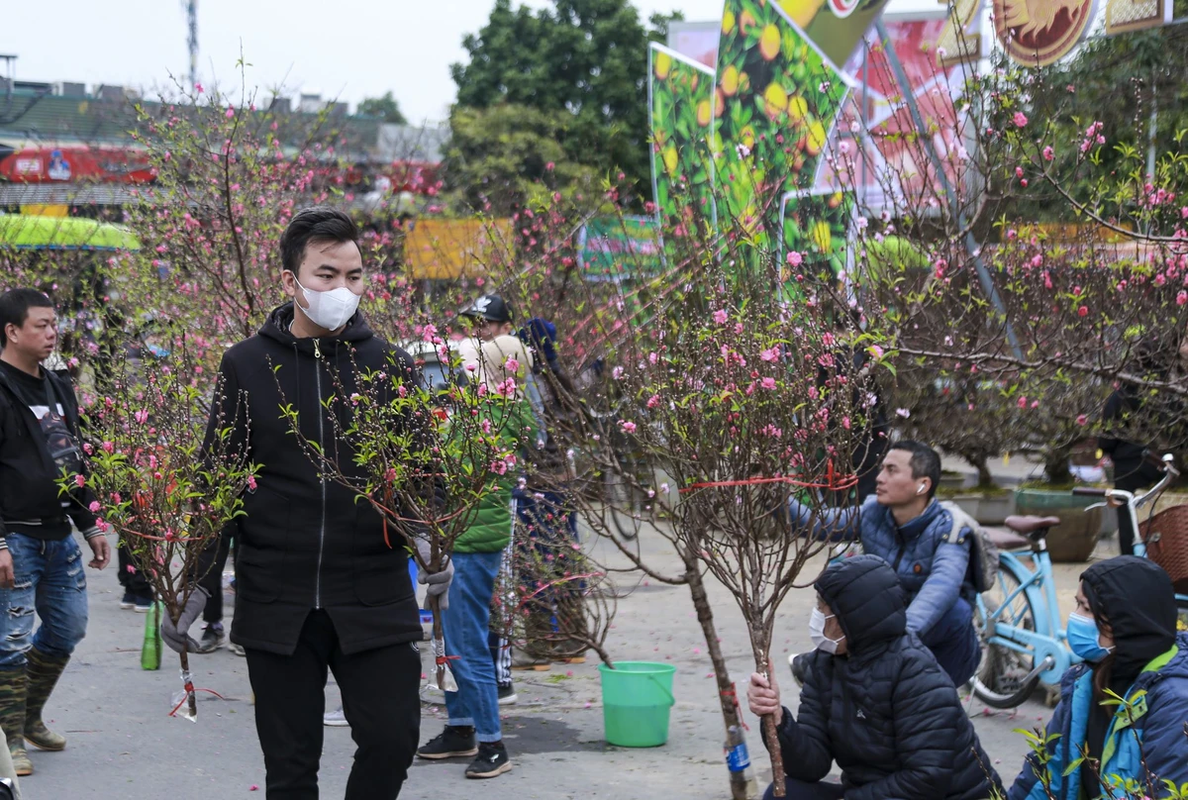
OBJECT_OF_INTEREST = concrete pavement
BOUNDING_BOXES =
[25,517,1108,800]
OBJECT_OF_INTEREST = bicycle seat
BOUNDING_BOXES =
[986,528,1032,550]
[1004,515,1061,535]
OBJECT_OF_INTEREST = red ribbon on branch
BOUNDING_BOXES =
[679,470,857,494]
[167,683,228,717]
[720,682,749,731]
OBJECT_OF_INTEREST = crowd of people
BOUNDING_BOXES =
[0,207,1186,799]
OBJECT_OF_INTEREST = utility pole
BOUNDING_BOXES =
[184,0,198,89]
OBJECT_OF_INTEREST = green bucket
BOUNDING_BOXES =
[598,661,676,747]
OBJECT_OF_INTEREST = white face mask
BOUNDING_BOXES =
[292,276,360,331]
[810,608,845,655]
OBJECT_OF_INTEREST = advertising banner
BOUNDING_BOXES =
[649,43,718,230]
[712,0,852,263]
[577,216,663,282]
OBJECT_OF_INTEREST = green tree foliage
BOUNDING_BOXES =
[450,0,682,206]
[357,91,408,124]
[442,103,600,215]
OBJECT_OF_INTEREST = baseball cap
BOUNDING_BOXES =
[460,294,513,324]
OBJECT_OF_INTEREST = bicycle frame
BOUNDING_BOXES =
[979,543,1082,685]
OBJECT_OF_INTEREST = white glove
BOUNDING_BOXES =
[161,586,209,653]
[415,538,453,610]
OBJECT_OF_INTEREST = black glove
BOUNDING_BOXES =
[161,586,210,654]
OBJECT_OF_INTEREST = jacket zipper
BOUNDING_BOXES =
[313,337,326,609]
[891,528,906,573]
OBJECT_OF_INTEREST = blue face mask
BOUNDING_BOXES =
[1067,612,1113,662]
[145,343,171,359]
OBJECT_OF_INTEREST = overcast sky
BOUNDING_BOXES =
[1,0,735,124]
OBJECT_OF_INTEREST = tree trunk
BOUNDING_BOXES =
[179,649,197,719]
[975,457,994,489]
[684,555,753,800]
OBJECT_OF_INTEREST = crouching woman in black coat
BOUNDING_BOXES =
[747,555,1002,800]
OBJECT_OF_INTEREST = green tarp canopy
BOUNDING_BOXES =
[0,214,140,251]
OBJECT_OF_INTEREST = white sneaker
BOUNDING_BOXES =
[323,707,349,727]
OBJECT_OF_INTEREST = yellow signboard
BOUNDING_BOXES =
[1104,0,1173,34]
[403,218,512,281]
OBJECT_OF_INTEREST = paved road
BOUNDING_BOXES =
[26,517,1108,800]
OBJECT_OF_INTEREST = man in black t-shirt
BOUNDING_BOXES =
[0,289,110,778]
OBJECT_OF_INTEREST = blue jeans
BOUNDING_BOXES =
[0,533,89,667]
[443,551,502,742]
[918,596,980,687]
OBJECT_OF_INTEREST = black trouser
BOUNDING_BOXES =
[245,610,422,800]
[116,540,152,596]
[1114,471,1153,556]
[203,534,233,624]
[763,778,845,800]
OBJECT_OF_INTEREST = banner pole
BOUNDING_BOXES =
[873,18,1023,360]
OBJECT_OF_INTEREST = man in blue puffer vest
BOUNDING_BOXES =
[789,440,980,686]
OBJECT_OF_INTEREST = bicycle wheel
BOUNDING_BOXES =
[603,467,641,541]
[972,562,1040,709]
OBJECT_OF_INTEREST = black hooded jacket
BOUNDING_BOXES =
[770,555,1002,800]
[1079,556,1179,789]
[0,362,99,542]
[204,303,421,656]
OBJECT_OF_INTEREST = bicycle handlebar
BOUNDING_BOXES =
[1074,453,1179,511]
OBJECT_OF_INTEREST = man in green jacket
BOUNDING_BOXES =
[416,333,535,779]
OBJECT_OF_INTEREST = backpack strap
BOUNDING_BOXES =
[939,500,975,545]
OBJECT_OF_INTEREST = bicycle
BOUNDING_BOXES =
[972,454,1188,709]
[970,511,1081,709]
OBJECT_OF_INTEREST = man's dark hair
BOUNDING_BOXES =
[279,207,360,277]
[0,289,53,348]
[888,440,942,499]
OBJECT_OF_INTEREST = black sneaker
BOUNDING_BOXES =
[465,741,512,779]
[497,684,518,705]
[416,726,478,760]
[195,623,226,654]
[119,591,136,610]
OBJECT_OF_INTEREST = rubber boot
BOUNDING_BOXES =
[24,649,68,751]
[0,666,31,776]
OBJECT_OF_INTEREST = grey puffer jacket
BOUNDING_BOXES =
[769,555,1002,800]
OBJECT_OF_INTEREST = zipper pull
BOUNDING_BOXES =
[313,338,322,359]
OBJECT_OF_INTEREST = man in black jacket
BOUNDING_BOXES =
[747,555,1001,800]
[161,208,450,799]
[0,289,110,777]
[1098,343,1173,555]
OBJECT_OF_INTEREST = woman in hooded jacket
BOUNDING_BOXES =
[1007,556,1188,800]
[748,554,1002,800]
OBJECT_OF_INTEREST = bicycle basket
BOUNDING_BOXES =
[1139,504,1188,593]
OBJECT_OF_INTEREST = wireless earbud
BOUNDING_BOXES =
[916,485,926,495]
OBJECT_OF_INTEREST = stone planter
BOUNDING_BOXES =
[948,492,1016,525]
[938,473,966,492]
[1014,488,1104,562]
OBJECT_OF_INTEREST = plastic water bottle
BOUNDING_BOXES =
[725,724,760,800]
[141,601,161,670]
